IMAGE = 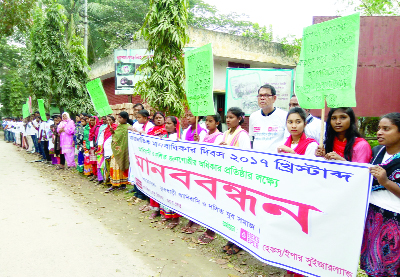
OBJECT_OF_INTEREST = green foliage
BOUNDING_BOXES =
[242,23,302,58]
[342,0,399,15]
[28,3,93,114]
[0,69,28,116]
[188,0,252,35]
[0,0,36,38]
[134,0,189,117]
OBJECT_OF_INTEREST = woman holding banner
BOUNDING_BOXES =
[315,107,371,163]
[277,107,318,157]
[361,112,400,277]
[220,107,251,255]
[277,108,317,277]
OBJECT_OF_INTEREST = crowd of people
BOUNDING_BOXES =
[2,84,400,277]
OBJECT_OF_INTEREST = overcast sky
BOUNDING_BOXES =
[203,0,358,39]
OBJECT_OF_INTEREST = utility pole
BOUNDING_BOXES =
[83,0,88,59]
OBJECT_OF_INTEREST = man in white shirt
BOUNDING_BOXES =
[289,94,323,142]
[249,84,288,152]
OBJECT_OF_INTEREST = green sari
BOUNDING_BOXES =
[111,123,129,172]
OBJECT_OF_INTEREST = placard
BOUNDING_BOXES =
[38,99,46,121]
[86,78,113,117]
[295,13,360,109]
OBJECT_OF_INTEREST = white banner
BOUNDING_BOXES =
[128,132,371,277]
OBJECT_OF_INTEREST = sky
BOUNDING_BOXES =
[203,0,358,39]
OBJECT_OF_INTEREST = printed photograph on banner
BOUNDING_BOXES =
[127,131,371,277]
[295,13,360,109]
[226,68,294,115]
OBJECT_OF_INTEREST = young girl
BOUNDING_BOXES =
[130,109,154,134]
[315,107,372,162]
[83,117,92,176]
[95,118,108,184]
[106,112,132,193]
[75,118,86,173]
[53,115,65,169]
[197,113,223,244]
[139,112,167,212]
[277,108,317,277]
[361,113,400,277]
[277,107,318,156]
[182,110,207,142]
[220,107,251,255]
[158,116,182,228]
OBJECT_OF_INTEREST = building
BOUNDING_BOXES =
[89,27,297,129]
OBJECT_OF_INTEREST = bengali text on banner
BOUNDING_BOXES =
[128,132,371,277]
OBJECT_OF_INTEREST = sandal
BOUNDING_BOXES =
[226,244,242,255]
[222,242,234,252]
[149,212,160,220]
[185,223,201,234]
[198,233,215,245]
[139,204,152,212]
[166,221,179,229]
[181,221,193,233]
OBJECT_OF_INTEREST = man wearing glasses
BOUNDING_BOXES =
[249,84,288,152]
[289,94,322,141]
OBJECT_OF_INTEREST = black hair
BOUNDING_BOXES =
[166,116,178,126]
[119,111,134,125]
[34,111,40,114]
[107,115,116,122]
[381,113,400,131]
[325,107,362,161]
[227,107,245,125]
[138,109,150,118]
[153,111,165,121]
[82,113,88,117]
[258,84,276,96]
[45,113,50,116]
[133,103,145,110]
[287,107,307,123]
[55,114,62,119]
[207,113,222,132]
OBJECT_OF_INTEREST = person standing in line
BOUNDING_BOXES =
[360,113,400,277]
[288,94,322,142]
[220,107,251,255]
[132,103,144,124]
[249,84,289,152]
[106,112,131,193]
[315,107,372,163]
[57,112,76,169]
[95,117,108,184]
[32,112,41,155]
[53,115,65,169]
[75,117,87,173]
[26,116,35,153]
[88,116,101,180]
[103,116,117,186]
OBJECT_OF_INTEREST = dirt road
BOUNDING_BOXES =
[0,135,284,277]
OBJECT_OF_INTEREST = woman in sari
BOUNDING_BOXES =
[83,118,92,176]
[57,112,76,169]
[88,116,100,181]
[360,113,400,277]
[106,111,131,193]
[95,117,108,184]
[315,107,372,162]
[139,112,167,211]
[220,107,251,255]
[103,115,117,186]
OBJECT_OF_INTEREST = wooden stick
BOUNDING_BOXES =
[319,106,325,146]
[195,116,198,135]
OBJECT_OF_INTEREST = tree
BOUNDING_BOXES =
[0,0,36,38]
[342,0,399,15]
[28,3,93,114]
[134,0,189,117]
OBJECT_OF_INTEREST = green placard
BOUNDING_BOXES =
[86,78,113,117]
[22,104,30,118]
[184,43,215,116]
[38,99,47,121]
[295,13,360,109]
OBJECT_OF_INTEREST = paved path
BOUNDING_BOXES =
[0,140,154,277]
